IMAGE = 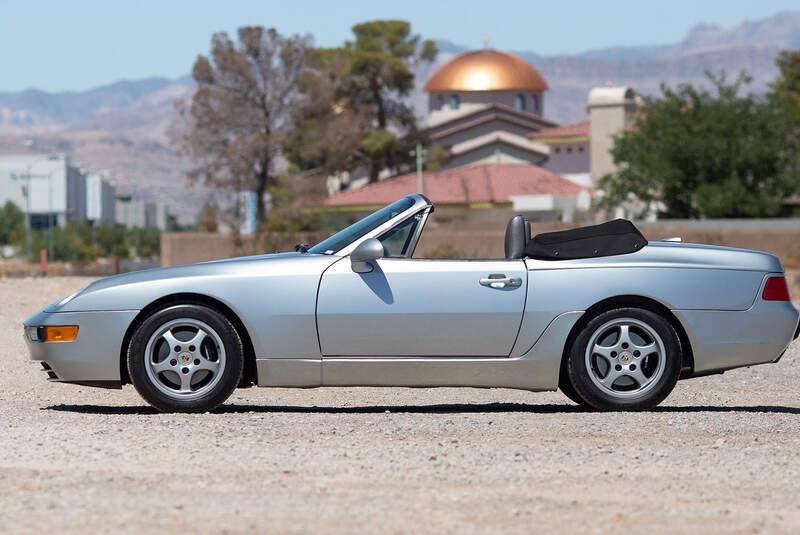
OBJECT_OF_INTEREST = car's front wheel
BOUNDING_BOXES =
[127,304,244,413]
[566,307,682,411]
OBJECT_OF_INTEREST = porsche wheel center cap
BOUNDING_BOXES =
[179,353,191,363]
[620,354,631,362]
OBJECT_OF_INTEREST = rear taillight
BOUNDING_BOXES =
[763,276,790,301]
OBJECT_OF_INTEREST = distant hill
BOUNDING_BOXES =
[0,76,194,139]
[431,11,799,123]
[0,10,797,221]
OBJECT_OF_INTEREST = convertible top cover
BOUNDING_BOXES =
[525,219,648,260]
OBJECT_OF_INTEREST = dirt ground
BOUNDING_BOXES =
[1,277,799,534]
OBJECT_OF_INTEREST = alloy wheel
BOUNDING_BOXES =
[584,317,667,398]
[143,318,227,401]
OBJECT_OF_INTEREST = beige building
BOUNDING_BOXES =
[587,86,640,186]
[422,49,556,169]
[327,47,641,220]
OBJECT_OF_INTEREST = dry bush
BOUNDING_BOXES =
[422,243,466,259]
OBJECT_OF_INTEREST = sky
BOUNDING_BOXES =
[0,0,798,92]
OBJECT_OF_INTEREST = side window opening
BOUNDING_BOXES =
[378,212,423,258]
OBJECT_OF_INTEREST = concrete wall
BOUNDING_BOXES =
[162,215,800,269]
[161,230,330,267]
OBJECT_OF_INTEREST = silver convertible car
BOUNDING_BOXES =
[25,194,799,412]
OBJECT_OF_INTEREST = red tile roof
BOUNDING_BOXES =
[325,163,587,207]
[528,120,590,140]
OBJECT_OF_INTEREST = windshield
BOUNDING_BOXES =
[308,197,416,255]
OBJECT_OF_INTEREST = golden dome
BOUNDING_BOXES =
[423,50,549,92]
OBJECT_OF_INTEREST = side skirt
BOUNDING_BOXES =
[255,311,583,391]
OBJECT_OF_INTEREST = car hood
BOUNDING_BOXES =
[47,252,338,312]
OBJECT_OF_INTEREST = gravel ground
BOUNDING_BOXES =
[1,277,799,534]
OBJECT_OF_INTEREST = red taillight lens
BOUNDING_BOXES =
[763,276,790,301]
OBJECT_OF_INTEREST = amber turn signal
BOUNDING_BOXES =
[44,325,79,342]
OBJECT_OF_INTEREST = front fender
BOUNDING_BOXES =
[55,254,339,360]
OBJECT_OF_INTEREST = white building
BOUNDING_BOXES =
[86,171,116,225]
[0,154,86,228]
[115,194,169,230]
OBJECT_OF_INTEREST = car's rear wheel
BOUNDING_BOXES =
[566,307,681,411]
[558,376,592,408]
[127,304,244,413]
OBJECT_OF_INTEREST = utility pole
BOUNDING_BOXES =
[416,143,424,196]
[48,172,54,261]
[23,165,32,258]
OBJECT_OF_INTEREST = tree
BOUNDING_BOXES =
[179,27,311,227]
[771,50,800,185]
[772,50,800,102]
[0,200,24,245]
[197,204,219,233]
[597,72,799,218]
[285,20,437,184]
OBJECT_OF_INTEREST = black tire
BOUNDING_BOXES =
[127,304,244,413]
[558,375,593,409]
[566,307,681,411]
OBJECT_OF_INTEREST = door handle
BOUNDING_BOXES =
[479,275,522,289]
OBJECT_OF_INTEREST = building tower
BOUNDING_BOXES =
[587,86,638,187]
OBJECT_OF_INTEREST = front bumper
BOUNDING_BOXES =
[24,309,139,387]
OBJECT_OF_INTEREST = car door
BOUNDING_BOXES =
[316,257,527,357]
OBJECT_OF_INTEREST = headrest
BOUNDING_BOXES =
[504,214,529,259]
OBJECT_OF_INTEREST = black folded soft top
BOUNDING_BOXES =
[525,219,648,260]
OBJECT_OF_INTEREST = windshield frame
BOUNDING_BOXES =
[309,194,432,256]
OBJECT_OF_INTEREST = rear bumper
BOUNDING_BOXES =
[673,299,799,375]
[24,309,139,386]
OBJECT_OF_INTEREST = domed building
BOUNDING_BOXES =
[326,48,639,223]
[424,49,549,123]
[422,49,557,170]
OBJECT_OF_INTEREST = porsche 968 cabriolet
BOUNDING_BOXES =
[24,194,800,412]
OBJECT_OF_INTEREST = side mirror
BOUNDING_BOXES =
[350,238,384,273]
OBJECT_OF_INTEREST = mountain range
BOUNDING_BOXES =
[0,10,797,221]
